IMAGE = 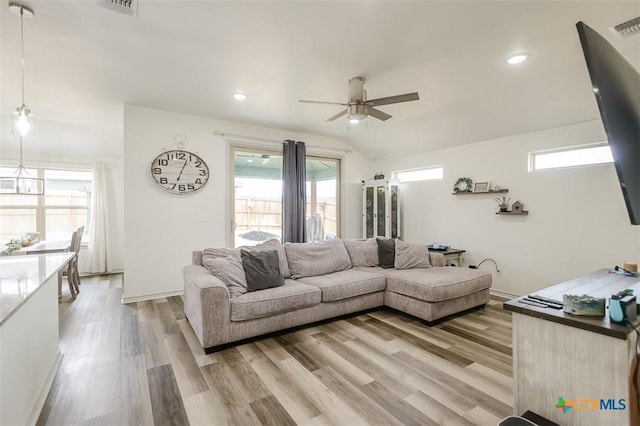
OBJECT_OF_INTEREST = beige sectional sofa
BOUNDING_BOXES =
[184,238,491,353]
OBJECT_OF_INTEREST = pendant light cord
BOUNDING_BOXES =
[18,137,24,175]
[20,6,25,106]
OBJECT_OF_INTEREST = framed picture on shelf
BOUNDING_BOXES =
[473,182,490,192]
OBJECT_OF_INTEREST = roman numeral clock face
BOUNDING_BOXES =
[150,150,209,194]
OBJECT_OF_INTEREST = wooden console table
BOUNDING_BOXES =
[504,269,640,426]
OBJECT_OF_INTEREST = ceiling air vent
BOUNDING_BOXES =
[609,17,640,38]
[95,0,138,17]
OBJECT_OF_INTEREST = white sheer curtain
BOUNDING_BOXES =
[85,162,118,273]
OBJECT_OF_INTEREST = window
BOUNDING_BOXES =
[393,166,443,183]
[0,167,92,244]
[529,143,613,171]
[230,146,341,247]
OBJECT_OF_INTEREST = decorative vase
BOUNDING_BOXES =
[500,207,508,212]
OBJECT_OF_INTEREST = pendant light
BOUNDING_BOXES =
[0,1,43,196]
[10,1,35,137]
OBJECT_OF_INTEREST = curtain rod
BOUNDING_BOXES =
[213,130,351,154]
[0,159,100,170]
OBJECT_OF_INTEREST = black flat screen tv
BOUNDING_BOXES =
[576,21,640,225]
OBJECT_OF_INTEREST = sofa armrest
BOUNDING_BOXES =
[183,264,231,349]
[429,251,446,267]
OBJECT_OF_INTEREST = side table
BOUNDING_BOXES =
[431,248,465,266]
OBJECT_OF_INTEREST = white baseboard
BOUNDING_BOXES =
[79,269,124,277]
[27,350,62,426]
[490,288,519,300]
[121,289,184,304]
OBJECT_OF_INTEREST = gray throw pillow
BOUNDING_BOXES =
[376,238,395,269]
[203,247,240,261]
[342,238,379,267]
[202,254,247,298]
[241,249,284,292]
[203,240,291,278]
[394,239,431,269]
[251,239,291,278]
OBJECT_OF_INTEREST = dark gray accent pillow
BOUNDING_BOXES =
[376,238,396,269]
[241,249,284,292]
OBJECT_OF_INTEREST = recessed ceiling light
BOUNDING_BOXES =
[233,92,247,101]
[506,53,529,65]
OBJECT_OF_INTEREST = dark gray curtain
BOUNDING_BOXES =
[282,140,306,243]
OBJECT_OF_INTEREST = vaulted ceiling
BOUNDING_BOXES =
[1,1,638,160]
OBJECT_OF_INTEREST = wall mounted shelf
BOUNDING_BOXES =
[452,189,508,195]
[496,211,529,215]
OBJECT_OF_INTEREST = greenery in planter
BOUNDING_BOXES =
[2,239,23,255]
[495,196,511,211]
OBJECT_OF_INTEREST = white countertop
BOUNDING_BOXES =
[0,253,74,326]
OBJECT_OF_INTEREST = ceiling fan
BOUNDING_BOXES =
[299,76,419,123]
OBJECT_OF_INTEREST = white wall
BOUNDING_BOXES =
[372,120,640,296]
[123,105,368,302]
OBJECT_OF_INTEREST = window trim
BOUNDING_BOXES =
[227,141,343,246]
[392,165,444,183]
[528,142,613,172]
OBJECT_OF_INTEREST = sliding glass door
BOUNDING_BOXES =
[232,148,283,247]
[305,156,340,241]
[230,146,341,247]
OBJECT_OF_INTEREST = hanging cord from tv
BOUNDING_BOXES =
[624,319,640,414]
[472,258,500,272]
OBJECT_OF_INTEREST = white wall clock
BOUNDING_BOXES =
[150,150,209,194]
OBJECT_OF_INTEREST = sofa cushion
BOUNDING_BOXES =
[241,249,284,292]
[342,238,379,267]
[372,267,491,302]
[297,269,386,302]
[394,239,431,270]
[203,238,291,278]
[284,239,351,278]
[376,238,395,269]
[202,254,247,298]
[230,279,321,321]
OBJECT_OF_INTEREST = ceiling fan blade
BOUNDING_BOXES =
[325,109,347,122]
[367,92,420,107]
[299,100,348,106]
[367,108,392,121]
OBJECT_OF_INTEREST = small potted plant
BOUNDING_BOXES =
[495,196,510,212]
[2,239,23,255]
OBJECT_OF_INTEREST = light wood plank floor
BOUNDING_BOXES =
[38,274,513,426]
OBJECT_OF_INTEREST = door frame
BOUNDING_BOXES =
[226,141,343,247]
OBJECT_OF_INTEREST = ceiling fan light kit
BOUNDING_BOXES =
[300,76,419,124]
[348,104,367,121]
